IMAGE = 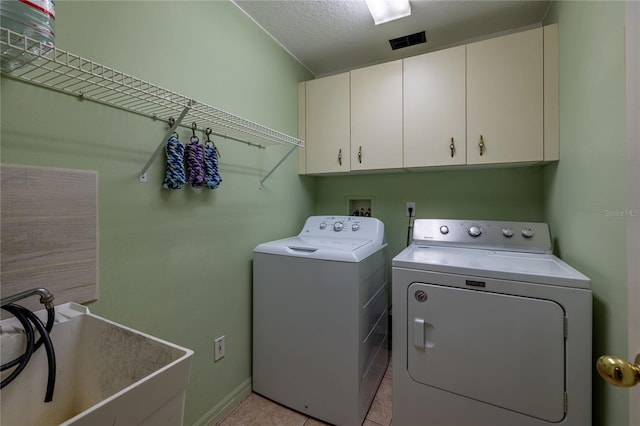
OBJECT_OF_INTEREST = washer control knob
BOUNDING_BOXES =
[319,222,327,230]
[468,226,482,237]
[352,223,360,231]
[333,221,344,232]
[502,227,514,238]
[522,228,534,239]
[440,225,449,235]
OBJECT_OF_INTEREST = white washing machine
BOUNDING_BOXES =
[392,219,592,426]
[253,215,388,426]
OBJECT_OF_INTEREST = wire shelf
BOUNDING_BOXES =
[0,27,304,151]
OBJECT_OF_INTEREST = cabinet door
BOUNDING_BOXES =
[351,60,403,171]
[404,46,466,168]
[467,28,544,164]
[297,82,307,174]
[305,73,350,174]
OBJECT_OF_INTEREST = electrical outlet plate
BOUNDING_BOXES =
[406,202,416,217]
[214,335,225,362]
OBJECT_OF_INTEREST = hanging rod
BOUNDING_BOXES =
[1,27,303,186]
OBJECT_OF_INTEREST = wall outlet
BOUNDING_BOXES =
[406,202,416,217]
[214,335,225,362]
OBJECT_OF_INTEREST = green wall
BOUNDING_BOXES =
[543,2,628,425]
[315,168,545,269]
[1,1,313,424]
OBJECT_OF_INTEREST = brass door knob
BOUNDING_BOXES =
[596,354,640,387]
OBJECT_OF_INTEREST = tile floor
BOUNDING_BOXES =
[217,354,392,426]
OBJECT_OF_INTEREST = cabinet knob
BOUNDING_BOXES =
[450,137,455,158]
[358,146,362,163]
[479,135,486,156]
[338,148,342,166]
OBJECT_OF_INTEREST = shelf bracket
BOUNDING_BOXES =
[259,145,298,189]
[138,104,191,182]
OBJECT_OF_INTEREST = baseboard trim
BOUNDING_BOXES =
[192,377,252,426]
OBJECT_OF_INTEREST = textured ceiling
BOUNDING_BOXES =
[233,0,552,77]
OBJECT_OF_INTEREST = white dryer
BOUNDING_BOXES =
[392,219,592,426]
[253,216,388,426]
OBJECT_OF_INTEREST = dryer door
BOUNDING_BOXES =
[408,282,566,422]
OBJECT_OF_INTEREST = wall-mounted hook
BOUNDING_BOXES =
[204,127,220,158]
[167,117,178,138]
[190,122,199,143]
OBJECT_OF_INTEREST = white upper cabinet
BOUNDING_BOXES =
[304,72,351,174]
[350,60,404,171]
[466,27,544,164]
[297,82,307,174]
[544,24,559,161]
[403,45,466,168]
[298,24,558,175]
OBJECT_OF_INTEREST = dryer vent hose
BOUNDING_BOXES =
[406,207,414,246]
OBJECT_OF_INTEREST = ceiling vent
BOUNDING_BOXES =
[389,31,426,50]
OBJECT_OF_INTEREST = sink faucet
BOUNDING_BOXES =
[0,288,55,308]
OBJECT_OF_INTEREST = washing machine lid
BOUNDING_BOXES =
[254,215,387,262]
[254,236,384,262]
[393,245,590,289]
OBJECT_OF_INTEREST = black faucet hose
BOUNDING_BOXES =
[0,303,56,402]
[0,304,36,376]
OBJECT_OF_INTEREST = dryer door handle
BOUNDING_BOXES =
[413,318,425,348]
[413,318,435,349]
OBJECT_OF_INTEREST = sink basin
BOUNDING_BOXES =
[0,303,193,426]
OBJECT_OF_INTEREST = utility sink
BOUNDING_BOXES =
[0,303,194,426]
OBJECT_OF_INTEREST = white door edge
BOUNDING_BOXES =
[626,2,640,425]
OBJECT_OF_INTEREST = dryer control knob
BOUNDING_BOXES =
[502,227,514,238]
[319,222,327,230]
[522,228,534,239]
[352,223,360,231]
[468,226,482,237]
[333,221,344,232]
[440,225,449,235]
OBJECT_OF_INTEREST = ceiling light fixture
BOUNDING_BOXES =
[365,0,411,25]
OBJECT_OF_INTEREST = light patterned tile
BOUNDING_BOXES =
[365,399,392,426]
[384,353,392,378]
[365,377,392,426]
[303,417,331,426]
[218,393,307,426]
[375,376,392,403]
[219,378,393,426]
